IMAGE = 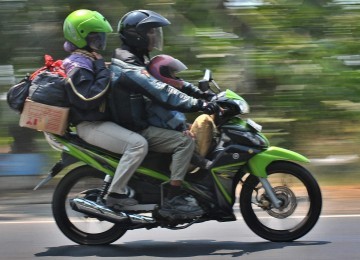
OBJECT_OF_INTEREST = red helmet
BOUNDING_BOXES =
[147,54,187,89]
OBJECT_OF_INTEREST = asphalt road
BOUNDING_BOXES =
[0,214,359,260]
[0,187,360,260]
[0,184,359,259]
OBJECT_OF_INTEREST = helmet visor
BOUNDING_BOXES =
[86,32,107,50]
[167,57,188,75]
[147,27,163,51]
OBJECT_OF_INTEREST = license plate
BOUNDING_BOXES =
[247,119,262,132]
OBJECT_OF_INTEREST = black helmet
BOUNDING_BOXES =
[117,10,170,51]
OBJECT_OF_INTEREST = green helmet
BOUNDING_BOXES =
[63,9,113,48]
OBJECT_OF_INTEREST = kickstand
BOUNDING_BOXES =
[160,181,170,207]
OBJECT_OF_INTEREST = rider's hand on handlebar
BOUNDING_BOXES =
[202,102,222,115]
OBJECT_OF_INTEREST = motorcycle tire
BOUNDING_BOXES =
[240,161,322,242]
[52,166,128,245]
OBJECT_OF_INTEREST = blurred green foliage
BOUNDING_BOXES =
[1,0,360,179]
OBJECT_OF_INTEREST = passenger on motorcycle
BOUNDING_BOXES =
[62,9,148,209]
[147,54,218,170]
[109,10,220,218]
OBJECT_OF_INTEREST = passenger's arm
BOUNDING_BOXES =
[66,59,110,110]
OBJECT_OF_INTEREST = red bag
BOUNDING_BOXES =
[30,54,66,80]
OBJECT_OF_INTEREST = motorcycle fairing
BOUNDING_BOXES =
[210,162,246,206]
[247,146,310,178]
[222,118,270,148]
[210,144,258,168]
[225,89,244,100]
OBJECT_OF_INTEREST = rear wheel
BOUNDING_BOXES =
[240,161,322,242]
[52,166,127,245]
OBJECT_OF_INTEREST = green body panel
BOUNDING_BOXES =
[68,146,115,176]
[210,162,247,204]
[56,136,171,181]
[228,116,248,127]
[56,161,86,177]
[248,146,310,178]
[56,137,117,176]
[225,89,243,100]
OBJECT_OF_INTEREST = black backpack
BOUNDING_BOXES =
[7,54,68,113]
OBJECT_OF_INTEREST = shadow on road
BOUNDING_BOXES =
[35,240,330,258]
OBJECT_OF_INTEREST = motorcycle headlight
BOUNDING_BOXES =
[234,99,250,114]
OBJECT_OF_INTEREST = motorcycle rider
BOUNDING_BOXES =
[62,9,148,209]
[147,54,218,170]
[108,9,220,218]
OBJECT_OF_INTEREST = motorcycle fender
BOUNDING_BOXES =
[33,161,86,190]
[247,146,310,178]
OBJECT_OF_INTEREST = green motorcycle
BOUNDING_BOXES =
[36,69,322,245]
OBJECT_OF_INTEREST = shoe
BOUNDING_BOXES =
[124,186,135,198]
[158,194,204,219]
[106,192,138,210]
[182,194,199,207]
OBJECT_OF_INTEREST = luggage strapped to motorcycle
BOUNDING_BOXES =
[7,54,68,113]
[7,54,70,135]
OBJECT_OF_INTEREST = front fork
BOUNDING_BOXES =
[248,146,310,209]
[258,177,282,209]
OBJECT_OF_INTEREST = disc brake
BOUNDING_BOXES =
[253,185,298,218]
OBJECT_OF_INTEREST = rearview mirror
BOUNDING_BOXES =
[203,69,212,81]
[198,69,212,91]
[198,79,209,91]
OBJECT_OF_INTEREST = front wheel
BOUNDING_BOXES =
[240,161,322,242]
[52,166,127,245]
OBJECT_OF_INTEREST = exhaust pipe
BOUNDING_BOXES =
[70,198,155,224]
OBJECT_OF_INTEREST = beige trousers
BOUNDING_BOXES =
[77,121,148,194]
